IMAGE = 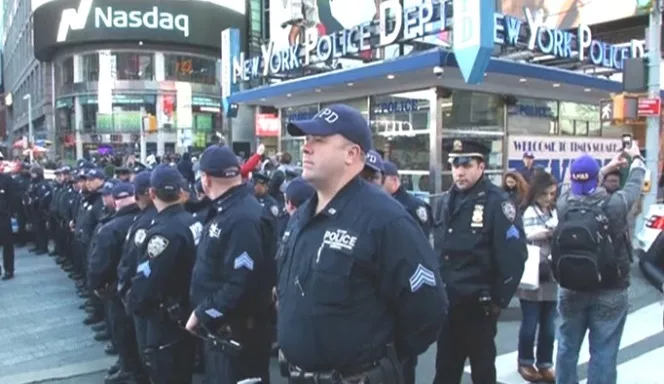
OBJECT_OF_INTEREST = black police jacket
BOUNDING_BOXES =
[67,191,83,224]
[277,177,448,372]
[128,204,200,317]
[432,177,527,308]
[392,187,432,236]
[75,190,104,246]
[117,205,157,296]
[88,204,141,291]
[187,197,214,225]
[0,173,15,216]
[190,185,275,328]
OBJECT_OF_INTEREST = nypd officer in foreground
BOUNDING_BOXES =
[278,104,448,383]
[432,139,527,384]
[186,145,274,383]
[128,165,199,383]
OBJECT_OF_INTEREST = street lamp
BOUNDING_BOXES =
[23,94,33,163]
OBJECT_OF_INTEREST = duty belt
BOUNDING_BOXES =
[282,357,393,384]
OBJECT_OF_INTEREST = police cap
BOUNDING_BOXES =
[114,166,131,175]
[252,172,271,184]
[199,145,240,178]
[86,168,106,180]
[59,166,72,174]
[444,139,490,166]
[286,104,373,152]
[112,182,134,199]
[382,161,399,176]
[150,164,182,193]
[364,149,384,173]
[133,170,152,196]
[101,179,119,195]
[285,177,315,207]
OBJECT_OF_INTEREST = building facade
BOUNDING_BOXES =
[3,0,247,162]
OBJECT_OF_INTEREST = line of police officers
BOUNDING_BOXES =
[30,103,526,384]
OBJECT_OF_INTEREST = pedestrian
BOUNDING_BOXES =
[0,151,16,280]
[432,139,527,384]
[278,104,448,383]
[516,171,558,383]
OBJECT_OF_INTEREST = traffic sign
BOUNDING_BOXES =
[637,97,661,117]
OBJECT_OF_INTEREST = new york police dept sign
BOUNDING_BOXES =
[453,0,494,85]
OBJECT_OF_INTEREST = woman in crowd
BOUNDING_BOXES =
[503,170,529,207]
[517,171,558,383]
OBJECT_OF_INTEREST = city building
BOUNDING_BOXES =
[224,0,657,198]
[3,0,247,162]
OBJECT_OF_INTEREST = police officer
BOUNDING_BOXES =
[432,139,527,384]
[0,151,16,280]
[278,104,448,383]
[382,161,431,236]
[186,145,274,384]
[253,172,281,218]
[115,167,132,182]
[361,149,384,186]
[76,169,107,325]
[186,179,212,225]
[116,171,157,378]
[278,177,315,238]
[89,182,144,383]
[48,168,65,257]
[127,165,199,383]
[12,162,31,246]
[28,166,51,255]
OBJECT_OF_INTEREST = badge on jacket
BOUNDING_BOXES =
[147,235,169,258]
[471,204,484,228]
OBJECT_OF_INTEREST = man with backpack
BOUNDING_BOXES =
[552,142,645,384]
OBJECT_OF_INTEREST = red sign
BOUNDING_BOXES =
[255,114,280,137]
[637,97,661,117]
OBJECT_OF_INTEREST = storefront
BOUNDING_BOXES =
[223,1,655,199]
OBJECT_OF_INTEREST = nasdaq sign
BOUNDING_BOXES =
[453,0,494,85]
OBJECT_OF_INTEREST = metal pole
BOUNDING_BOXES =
[27,95,34,163]
[644,1,661,212]
[140,115,147,163]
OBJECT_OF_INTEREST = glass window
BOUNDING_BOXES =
[59,57,74,85]
[82,53,99,82]
[114,53,154,80]
[164,55,217,85]
[371,91,430,171]
[80,94,156,133]
[445,90,504,130]
[507,97,558,135]
[55,98,74,133]
[281,104,318,137]
[559,102,600,136]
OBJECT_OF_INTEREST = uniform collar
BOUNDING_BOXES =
[156,203,185,217]
[115,203,140,216]
[300,176,364,220]
[212,184,250,213]
[393,186,409,200]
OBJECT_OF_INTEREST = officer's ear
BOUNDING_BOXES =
[477,160,486,172]
[148,187,157,202]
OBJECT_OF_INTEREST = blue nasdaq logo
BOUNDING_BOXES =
[453,0,495,85]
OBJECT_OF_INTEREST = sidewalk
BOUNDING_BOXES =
[0,247,114,384]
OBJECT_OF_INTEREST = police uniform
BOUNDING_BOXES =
[28,166,52,254]
[383,161,432,236]
[48,168,64,257]
[280,177,315,238]
[253,172,281,219]
[362,149,384,184]
[12,164,31,245]
[278,104,448,383]
[127,165,200,383]
[432,139,527,384]
[0,153,16,279]
[190,145,274,383]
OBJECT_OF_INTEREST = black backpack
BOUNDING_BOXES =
[551,197,618,291]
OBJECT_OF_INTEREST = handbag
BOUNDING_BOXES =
[519,245,540,290]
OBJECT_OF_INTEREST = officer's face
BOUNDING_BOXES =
[102,195,115,208]
[56,174,64,183]
[523,157,534,168]
[86,178,103,191]
[382,175,399,194]
[301,135,362,183]
[451,160,484,190]
[254,182,267,196]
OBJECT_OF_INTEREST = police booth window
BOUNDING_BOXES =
[559,102,601,137]
[370,91,430,194]
[440,90,505,191]
[506,97,558,135]
[280,104,320,165]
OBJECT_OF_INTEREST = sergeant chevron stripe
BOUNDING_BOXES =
[233,252,254,271]
[409,264,436,292]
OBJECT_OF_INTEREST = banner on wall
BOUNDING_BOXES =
[507,135,624,183]
[255,114,280,137]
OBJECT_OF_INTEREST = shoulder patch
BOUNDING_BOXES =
[234,252,254,271]
[147,235,169,259]
[409,264,436,292]
[501,200,516,222]
[189,222,203,245]
[416,206,428,223]
[270,205,279,217]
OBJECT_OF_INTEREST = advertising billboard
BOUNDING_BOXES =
[33,0,246,61]
[502,0,646,30]
[269,0,450,72]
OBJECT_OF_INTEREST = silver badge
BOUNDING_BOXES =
[270,205,279,217]
[134,229,147,246]
[501,201,516,222]
[147,235,169,259]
